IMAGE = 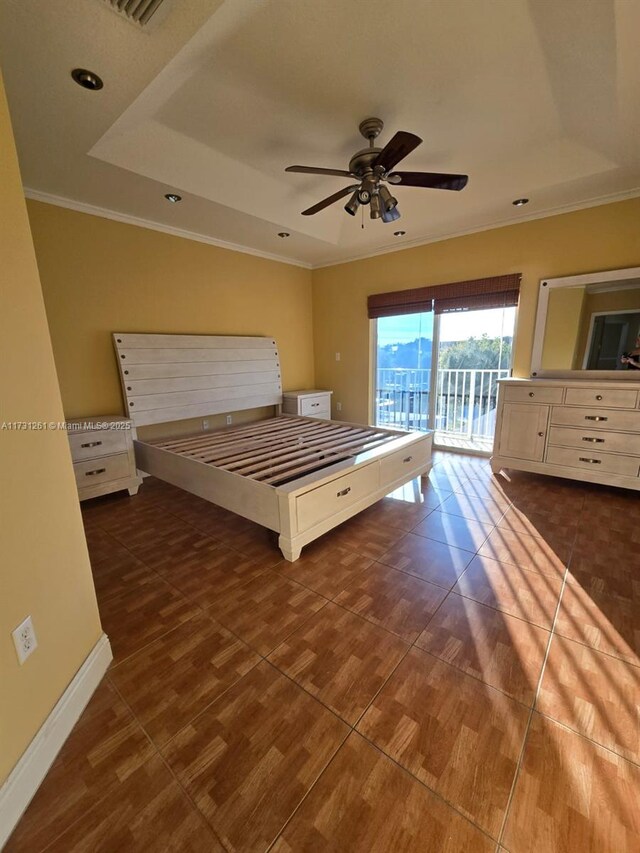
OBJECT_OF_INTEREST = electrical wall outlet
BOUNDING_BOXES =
[335,352,341,361]
[202,419,209,431]
[12,615,37,665]
[226,415,233,425]
[336,402,342,412]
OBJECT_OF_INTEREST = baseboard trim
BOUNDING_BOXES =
[0,633,112,848]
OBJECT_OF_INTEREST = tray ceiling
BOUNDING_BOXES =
[1,0,639,267]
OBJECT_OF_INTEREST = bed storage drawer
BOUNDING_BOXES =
[68,427,129,462]
[379,439,431,486]
[73,452,132,488]
[548,426,640,456]
[550,407,640,432]
[545,446,640,478]
[296,463,379,530]
[564,387,638,409]
[503,385,564,404]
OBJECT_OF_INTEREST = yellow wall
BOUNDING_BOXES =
[312,199,640,423]
[26,200,314,435]
[0,76,102,782]
[541,286,586,369]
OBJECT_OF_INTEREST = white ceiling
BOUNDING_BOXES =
[1,0,639,267]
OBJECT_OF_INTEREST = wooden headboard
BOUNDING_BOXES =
[112,333,282,427]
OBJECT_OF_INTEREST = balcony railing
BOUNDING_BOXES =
[375,367,510,439]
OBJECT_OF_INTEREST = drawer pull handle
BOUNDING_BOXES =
[582,437,604,443]
[336,487,351,497]
[311,403,320,407]
[403,456,413,463]
[585,416,607,422]
[528,392,535,397]
[80,440,102,448]
[578,457,601,464]
[85,468,106,476]
[595,395,603,401]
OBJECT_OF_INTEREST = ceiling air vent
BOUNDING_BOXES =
[103,0,171,28]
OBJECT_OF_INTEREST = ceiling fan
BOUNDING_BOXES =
[285,117,468,222]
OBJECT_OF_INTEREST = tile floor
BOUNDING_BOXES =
[6,451,640,852]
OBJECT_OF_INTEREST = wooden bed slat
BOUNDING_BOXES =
[154,416,313,452]
[228,431,385,477]
[258,436,392,484]
[212,425,369,468]
[186,423,354,465]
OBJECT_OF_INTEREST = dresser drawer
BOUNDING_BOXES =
[300,395,331,417]
[379,439,431,486]
[74,453,132,489]
[550,406,640,432]
[68,428,129,462]
[548,426,640,457]
[296,462,379,531]
[564,387,638,409]
[503,386,564,404]
[545,446,640,478]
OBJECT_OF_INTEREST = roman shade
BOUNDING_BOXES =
[367,273,521,319]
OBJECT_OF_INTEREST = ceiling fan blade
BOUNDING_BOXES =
[286,165,354,178]
[388,171,469,191]
[374,131,422,172]
[301,185,360,216]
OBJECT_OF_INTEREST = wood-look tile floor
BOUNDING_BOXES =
[8,452,640,852]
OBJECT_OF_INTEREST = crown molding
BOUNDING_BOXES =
[23,189,312,270]
[24,186,640,272]
[311,188,640,269]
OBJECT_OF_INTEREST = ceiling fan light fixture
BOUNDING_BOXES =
[382,204,401,223]
[379,185,398,211]
[370,192,382,219]
[344,191,360,216]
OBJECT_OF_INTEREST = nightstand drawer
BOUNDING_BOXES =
[68,427,129,462]
[74,453,132,488]
[300,395,331,417]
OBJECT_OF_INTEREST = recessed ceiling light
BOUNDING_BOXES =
[393,230,406,237]
[164,193,182,203]
[71,68,103,91]
[277,232,290,238]
[512,198,529,207]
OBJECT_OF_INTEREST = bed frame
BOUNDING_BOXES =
[113,332,432,560]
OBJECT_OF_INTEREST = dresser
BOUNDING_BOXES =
[282,389,333,420]
[491,378,640,491]
[66,416,142,501]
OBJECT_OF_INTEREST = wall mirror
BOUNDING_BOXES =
[531,266,640,379]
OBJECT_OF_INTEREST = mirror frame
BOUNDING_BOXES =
[530,266,640,379]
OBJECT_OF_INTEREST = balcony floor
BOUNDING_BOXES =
[434,431,493,455]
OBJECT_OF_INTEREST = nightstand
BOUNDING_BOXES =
[66,416,142,501]
[282,389,333,419]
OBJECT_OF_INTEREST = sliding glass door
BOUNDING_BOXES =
[375,305,516,451]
